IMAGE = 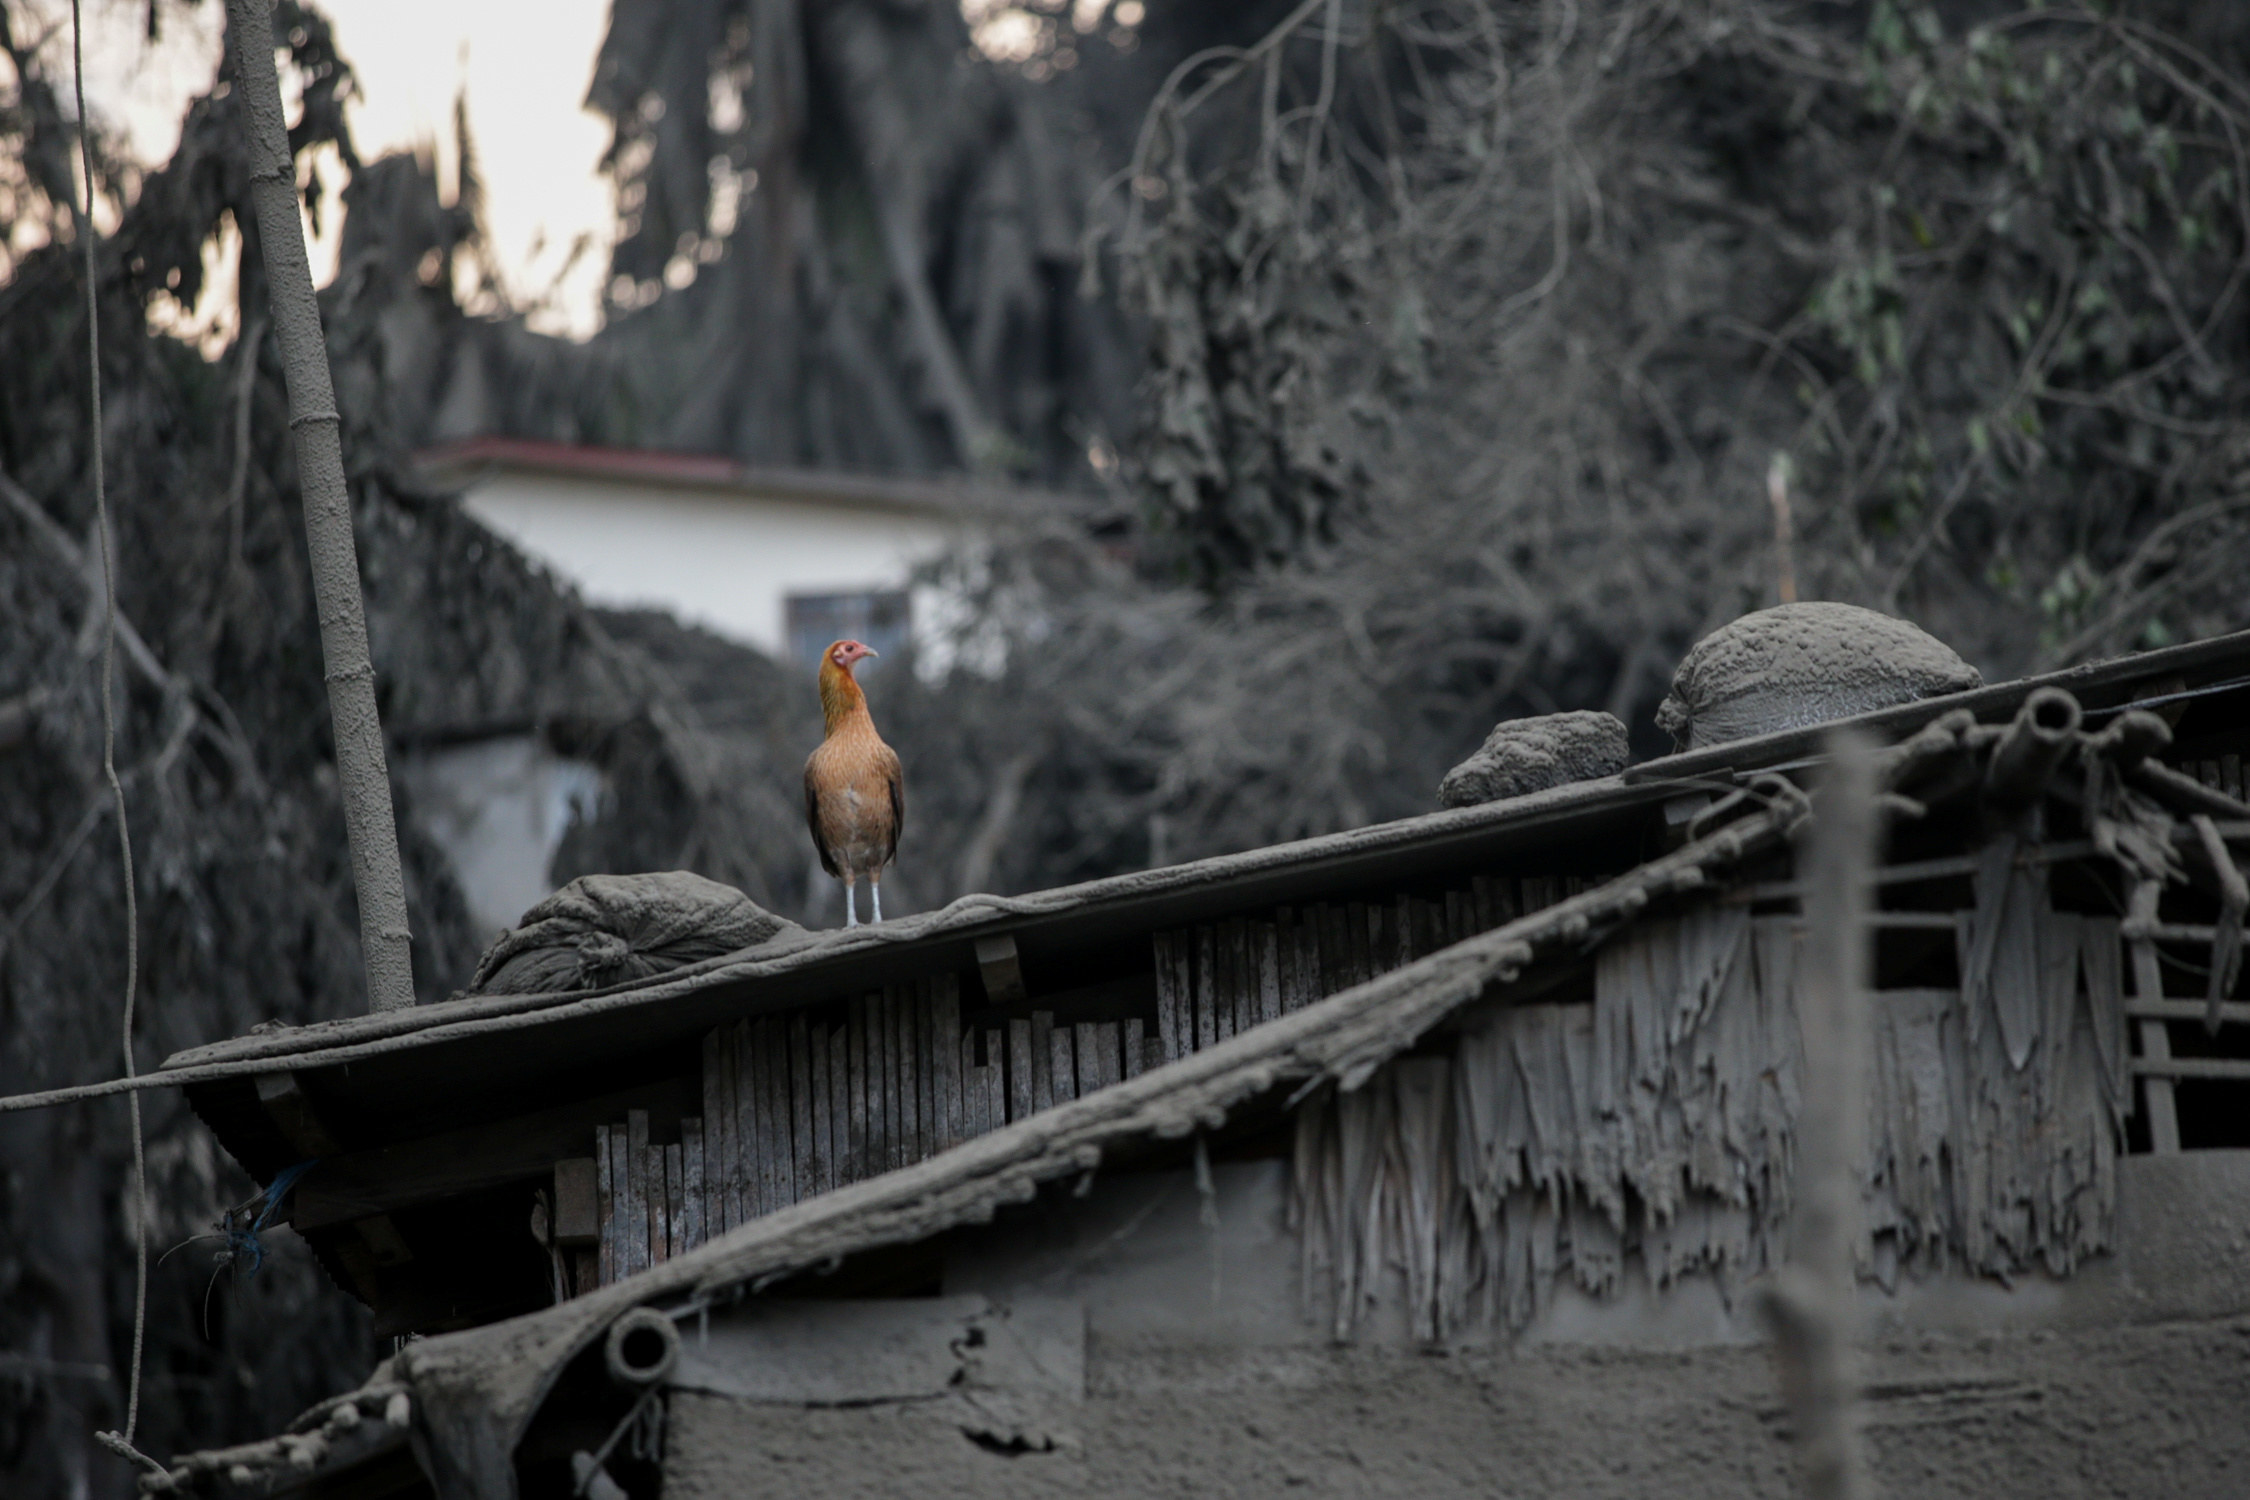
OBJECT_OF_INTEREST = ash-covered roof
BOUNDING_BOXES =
[152,673,2250,1498]
[155,624,2250,1150]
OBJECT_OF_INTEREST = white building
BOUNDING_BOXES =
[413,436,984,669]
[403,438,1046,938]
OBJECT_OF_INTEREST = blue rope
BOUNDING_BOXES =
[224,1160,318,1277]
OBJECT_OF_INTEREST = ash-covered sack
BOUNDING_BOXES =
[1656,602,1981,752]
[468,871,801,995]
[1439,710,1630,808]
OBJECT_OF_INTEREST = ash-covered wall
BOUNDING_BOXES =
[657,1153,2250,1499]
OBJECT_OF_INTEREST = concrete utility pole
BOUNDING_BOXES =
[225,0,416,1012]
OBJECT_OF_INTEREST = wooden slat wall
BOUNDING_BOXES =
[1145,878,1582,1065]
[588,875,1584,1288]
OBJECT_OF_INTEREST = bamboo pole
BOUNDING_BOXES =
[1761,731,1877,1500]
[224,0,415,1012]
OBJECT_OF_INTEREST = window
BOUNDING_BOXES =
[785,589,911,671]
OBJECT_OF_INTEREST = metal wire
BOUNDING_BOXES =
[68,0,150,1452]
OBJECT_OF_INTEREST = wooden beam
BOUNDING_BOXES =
[2129,881,2182,1154]
[2127,998,2250,1027]
[2132,1056,2250,1080]
[256,1071,413,1268]
[552,1158,599,1247]
[290,1075,688,1232]
[974,935,1027,1010]
[255,1071,344,1155]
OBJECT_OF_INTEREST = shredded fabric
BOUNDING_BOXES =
[1294,880,2130,1340]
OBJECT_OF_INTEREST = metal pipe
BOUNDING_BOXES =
[604,1308,681,1387]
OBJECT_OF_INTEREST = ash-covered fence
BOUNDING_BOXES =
[569,876,1594,1291]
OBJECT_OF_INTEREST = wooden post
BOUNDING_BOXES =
[934,975,963,1149]
[680,1121,705,1252]
[846,1004,868,1184]
[825,1023,848,1189]
[1257,923,1283,1026]
[654,1143,681,1264]
[225,0,413,1012]
[1074,1023,1101,1094]
[1030,1012,1056,1110]
[1195,928,1220,1048]
[863,993,887,1176]
[808,1022,832,1195]
[1228,920,1255,1036]
[1290,915,1320,1011]
[960,1031,984,1137]
[790,1015,816,1197]
[731,1022,759,1220]
[594,1128,615,1288]
[1470,877,1497,930]
[1759,731,1877,1500]
[624,1111,651,1278]
[994,1034,1021,1124]
[915,981,937,1156]
[702,1034,729,1232]
[887,989,907,1169]
[1315,905,1343,994]
[1050,1022,1078,1103]
[746,1019,772,1212]
[700,1033,728,1234]
[893,985,918,1165]
[720,1028,745,1230]
[1010,1018,1036,1121]
[733,1023,758,1218]
[1154,932,1188,1062]
[2129,879,2182,1153]
[763,1017,794,1207]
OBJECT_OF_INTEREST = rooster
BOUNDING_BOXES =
[803,639,904,926]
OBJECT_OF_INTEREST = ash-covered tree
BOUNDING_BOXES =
[876,0,2250,894]
[0,6,806,1493]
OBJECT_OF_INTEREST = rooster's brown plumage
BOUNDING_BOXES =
[803,639,903,925]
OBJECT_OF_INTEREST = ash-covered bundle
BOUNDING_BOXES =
[468,872,800,996]
[1437,711,1630,809]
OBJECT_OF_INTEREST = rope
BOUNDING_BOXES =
[68,0,152,1463]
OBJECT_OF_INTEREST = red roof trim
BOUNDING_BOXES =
[419,437,746,486]
[412,437,1093,519]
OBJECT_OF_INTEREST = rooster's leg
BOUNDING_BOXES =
[871,878,884,924]
[843,874,859,928]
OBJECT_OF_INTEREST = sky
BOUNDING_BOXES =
[33,0,617,338]
[30,0,1087,345]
